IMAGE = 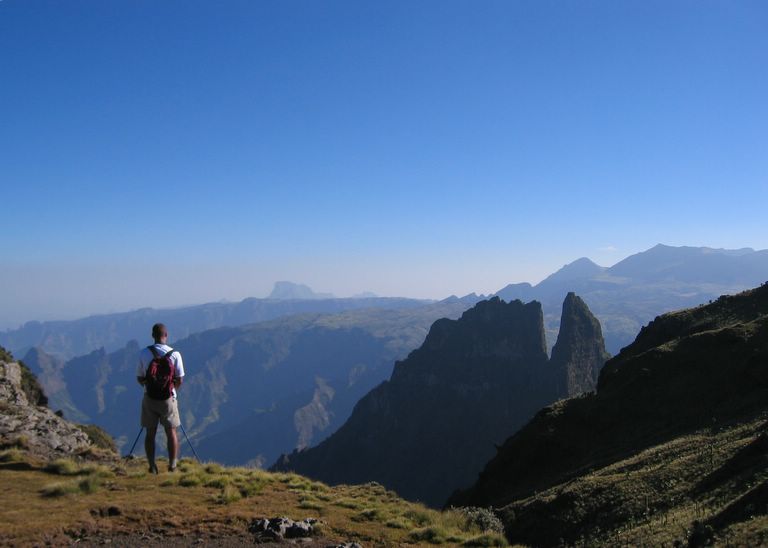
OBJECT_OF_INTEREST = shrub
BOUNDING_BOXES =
[454,506,505,534]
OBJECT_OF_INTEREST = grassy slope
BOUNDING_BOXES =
[0,452,509,547]
[497,415,768,547]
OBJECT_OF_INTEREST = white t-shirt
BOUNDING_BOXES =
[137,343,185,399]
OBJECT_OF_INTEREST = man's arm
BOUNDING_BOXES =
[137,376,146,386]
[173,377,183,390]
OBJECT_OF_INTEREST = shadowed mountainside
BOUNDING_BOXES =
[273,294,608,506]
[450,283,768,546]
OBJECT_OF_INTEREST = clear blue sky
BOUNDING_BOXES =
[1,0,767,328]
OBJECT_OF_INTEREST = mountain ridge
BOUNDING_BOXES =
[448,283,768,546]
[273,294,608,506]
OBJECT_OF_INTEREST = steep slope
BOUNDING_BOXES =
[273,295,608,506]
[25,301,475,465]
[450,284,768,546]
[0,346,108,460]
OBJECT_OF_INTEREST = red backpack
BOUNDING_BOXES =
[145,346,177,400]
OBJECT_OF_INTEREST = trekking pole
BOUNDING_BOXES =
[126,427,143,458]
[178,423,200,462]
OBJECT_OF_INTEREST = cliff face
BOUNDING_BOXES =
[273,295,608,506]
[549,292,610,396]
[448,284,768,546]
[0,347,92,459]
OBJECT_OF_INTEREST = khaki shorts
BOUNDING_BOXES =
[141,394,181,429]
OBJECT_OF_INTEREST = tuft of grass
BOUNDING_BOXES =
[353,508,381,522]
[40,481,81,498]
[216,484,242,505]
[408,526,451,544]
[204,475,230,489]
[333,498,362,510]
[235,478,266,498]
[287,478,312,491]
[44,459,80,476]
[78,476,100,494]
[204,462,224,474]
[461,533,509,546]
[80,464,115,478]
[40,476,100,497]
[0,449,27,463]
[404,508,434,527]
[298,498,324,511]
[178,474,203,487]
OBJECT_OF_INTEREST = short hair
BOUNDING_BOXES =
[152,323,168,340]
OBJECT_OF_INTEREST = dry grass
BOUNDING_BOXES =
[0,456,509,546]
[500,417,768,547]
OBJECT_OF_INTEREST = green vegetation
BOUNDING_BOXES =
[0,345,48,406]
[17,360,48,407]
[0,453,508,546]
[0,345,13,363]
[75,424,117,453]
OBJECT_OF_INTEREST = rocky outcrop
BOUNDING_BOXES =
[0,354,92,459]
[549,292,610,396]
[248,517,318,542]
[273,295,608,506]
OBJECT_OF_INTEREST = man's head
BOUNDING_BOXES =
[152,323,168,344]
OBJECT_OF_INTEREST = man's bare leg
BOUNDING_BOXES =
[165,425,179,471]
[145,426,158,474]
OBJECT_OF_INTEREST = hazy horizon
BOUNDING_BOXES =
[3,242,767,330]
[2,1,766,329]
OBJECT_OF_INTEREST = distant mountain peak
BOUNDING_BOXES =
[539,257,606,285]
[268,281,334,300]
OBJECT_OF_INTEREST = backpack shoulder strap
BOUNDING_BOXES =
[163,348,176,359]
[148,345,160,358]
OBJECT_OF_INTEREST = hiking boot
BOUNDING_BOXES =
[148,463,159,475]
[168,464,177,473]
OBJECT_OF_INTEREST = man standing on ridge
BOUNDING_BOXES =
[137,323,185,473]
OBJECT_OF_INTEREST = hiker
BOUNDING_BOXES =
[136,323,185,473]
